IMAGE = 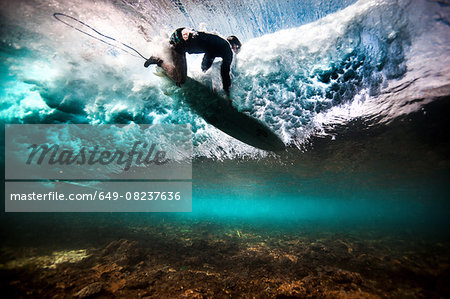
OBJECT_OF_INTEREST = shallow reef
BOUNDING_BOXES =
[1,220,448,298]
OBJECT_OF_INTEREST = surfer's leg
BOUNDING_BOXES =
[201,53,215,72]
[221,54,232,91]
[163,48,187,85]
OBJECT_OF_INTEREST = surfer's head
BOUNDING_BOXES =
[170,28,199,52]
[227,35,241,53]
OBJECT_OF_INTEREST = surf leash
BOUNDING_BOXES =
[53,12,148,60]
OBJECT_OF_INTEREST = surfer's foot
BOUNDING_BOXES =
[144,56,163,68]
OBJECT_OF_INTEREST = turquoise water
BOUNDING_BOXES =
[4,115,448,236]
[189,131,450,235]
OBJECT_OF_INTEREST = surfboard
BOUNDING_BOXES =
[157,69,285,151]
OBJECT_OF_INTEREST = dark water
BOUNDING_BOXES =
[1,0,450,297]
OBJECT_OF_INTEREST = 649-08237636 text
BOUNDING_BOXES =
[9,191,184,201]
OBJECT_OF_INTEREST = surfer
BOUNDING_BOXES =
[144,28,241,95]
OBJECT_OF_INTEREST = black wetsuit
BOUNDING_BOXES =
[171,28,233,91]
